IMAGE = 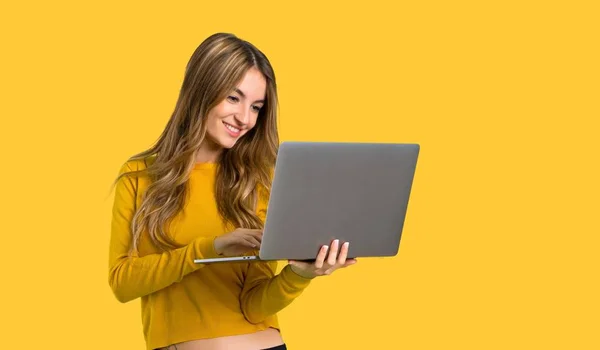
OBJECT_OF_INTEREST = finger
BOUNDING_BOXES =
[337,242,349,265]
[327,239,340,266]
[315,245,329,269]
[235,236,257,249]
[343,258,358,267]
[243,236,261,248]
[247,230,263,242]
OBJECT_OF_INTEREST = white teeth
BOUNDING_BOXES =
[224,122,240,133]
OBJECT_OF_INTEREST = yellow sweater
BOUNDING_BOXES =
[108,158,312,350]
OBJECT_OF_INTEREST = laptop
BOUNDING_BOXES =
[194,141,420,264]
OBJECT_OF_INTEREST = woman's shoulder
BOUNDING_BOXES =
[118,154,156,174]
[113,155,155,195]
[114,155,156,192]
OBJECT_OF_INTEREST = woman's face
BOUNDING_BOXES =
[205,67,266,150]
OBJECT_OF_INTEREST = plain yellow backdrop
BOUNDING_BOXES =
[0,0,598,349]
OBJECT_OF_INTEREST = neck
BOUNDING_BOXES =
[195,138,223,164]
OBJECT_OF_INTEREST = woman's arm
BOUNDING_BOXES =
[108,162,220,303]
[239,258,313,324]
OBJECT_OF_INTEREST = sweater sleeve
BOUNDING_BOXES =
[108,161,220,303]
[240,259,313,324]
[239,185,313,324]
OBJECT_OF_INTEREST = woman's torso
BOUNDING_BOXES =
[131,160,282,349]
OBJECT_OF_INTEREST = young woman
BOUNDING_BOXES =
[109,33,357,350]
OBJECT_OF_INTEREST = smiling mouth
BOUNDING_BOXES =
[223,121,241,134]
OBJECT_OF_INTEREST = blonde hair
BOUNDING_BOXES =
[115,33,279,255]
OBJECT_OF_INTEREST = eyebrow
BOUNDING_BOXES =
[234,88,265,104]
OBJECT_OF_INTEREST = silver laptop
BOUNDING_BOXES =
[194,141,420,264]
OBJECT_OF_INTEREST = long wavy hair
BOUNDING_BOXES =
[114,33,279,255]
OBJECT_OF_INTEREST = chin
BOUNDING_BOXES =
[220,142,237,149]
[217,137,239,149]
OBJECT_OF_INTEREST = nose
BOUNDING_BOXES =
[234,107,250,126]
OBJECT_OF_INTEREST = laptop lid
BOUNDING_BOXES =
[259,141,420,261]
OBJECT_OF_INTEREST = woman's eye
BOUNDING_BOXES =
[227,96,239,103]
[252,105,262,112]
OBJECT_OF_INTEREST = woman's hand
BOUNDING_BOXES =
[213,228,263,256]
[288,239,357,279]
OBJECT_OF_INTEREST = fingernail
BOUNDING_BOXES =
[344,242,349,248]
[334,239,339,245]
[323,245,329,251]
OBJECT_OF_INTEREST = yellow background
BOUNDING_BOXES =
[1,0,598,349]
